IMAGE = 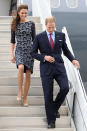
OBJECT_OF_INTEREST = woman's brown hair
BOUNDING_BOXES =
[11,5,28,31]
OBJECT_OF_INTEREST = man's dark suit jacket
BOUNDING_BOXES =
[31,31,75,77]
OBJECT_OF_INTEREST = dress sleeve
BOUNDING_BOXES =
[31,22,36,41]
[11,29,15,44]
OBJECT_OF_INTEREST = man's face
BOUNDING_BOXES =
[46,22,55,34]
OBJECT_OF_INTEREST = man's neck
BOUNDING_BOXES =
[46,30,55,35]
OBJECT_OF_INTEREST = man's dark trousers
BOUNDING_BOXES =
[41,63,69,124]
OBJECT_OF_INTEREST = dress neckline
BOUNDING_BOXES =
[19,21,29,24]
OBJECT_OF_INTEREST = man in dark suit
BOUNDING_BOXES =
[31,17,80,128]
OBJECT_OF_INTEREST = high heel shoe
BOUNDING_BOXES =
[23,103,28,107]
[22,97,28,107]
[17,97,22,105]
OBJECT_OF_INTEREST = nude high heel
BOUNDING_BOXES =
[17,96,22,105]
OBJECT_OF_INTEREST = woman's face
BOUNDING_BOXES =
[18,9,28,21]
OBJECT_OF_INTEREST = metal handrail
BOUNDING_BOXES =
[62,26,87,102]
[62,26,87,130]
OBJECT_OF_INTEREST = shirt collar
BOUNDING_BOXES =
[46,30,55,36]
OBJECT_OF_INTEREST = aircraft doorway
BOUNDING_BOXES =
[0,0,10,16]
[0,0,17,16]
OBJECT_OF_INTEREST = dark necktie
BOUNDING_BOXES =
[50,34,54,50]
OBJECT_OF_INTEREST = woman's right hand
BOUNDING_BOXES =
[11,54,16,63]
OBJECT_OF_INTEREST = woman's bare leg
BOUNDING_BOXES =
[17,64,24,100]
[23,69,31,106]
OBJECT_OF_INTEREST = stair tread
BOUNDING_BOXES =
[0,128,74,131]
[0,116,71,128]
[0,85,59,96]
[0,96,65,106]
[0,105,68,117]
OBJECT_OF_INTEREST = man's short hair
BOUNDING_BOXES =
[45,16,56,25]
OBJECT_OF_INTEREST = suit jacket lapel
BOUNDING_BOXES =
[55,31,60,46]
[44,31,52,50]
[55,31,58,45]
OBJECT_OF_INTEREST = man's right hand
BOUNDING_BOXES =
[44,56,55,63]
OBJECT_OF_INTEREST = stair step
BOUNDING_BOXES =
[0,53,10,61]
[0,86,59,96]
[0,116,71,128]
[0,62,39,69]
[0,128,74,131]
[0,77,42,86]
[0,86,43,96]
[0,96,44,106]
[0,60,39,69]
[0,45,10,53]
[0,96,65,106]
[0,23,43,31]
[0,106,68,117]
[0,69,18,77]
[0,64,40,77]
[0,77,58,86]
[0,69,40,77]
[0,16,41,23]
[0,39,10,44]
[0,62,17,69]
[0,61,18,68]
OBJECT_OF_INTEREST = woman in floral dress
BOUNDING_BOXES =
[10,4,36,106]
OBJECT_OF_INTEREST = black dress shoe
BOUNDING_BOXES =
[48,122,55,128]
[56,111,60,118]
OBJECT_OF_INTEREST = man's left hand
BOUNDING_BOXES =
[72,60,80,69]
